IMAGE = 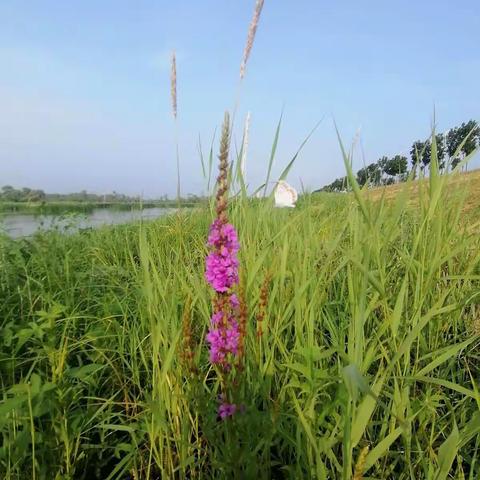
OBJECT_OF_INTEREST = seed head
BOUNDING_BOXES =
[215,112,231,223]
[240,0,265,80]
[170,51,177,119]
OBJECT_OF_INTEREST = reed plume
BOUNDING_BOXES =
[240,111,251,180]
[240,0,265,80]
[170,51,177,119]
[171,50,180,200]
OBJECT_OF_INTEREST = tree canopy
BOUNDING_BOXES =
[318,118,479,192]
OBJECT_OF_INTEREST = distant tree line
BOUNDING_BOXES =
[0,186,206,204]
[0,186,143,203]
[319,119,480,192]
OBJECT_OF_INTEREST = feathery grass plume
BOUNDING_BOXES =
[170,50,181,201]
[240,111,251,180]
[240,0,265,80]
[170,51,177,119]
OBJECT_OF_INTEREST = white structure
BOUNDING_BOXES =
[274,181,297,208]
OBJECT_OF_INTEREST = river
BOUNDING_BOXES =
[1,207,173,238]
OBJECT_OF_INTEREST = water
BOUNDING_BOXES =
[1,207,173,238]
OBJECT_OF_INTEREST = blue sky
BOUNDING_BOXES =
[0,0,479,197]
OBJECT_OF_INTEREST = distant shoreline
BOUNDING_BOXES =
[0,200,200,215]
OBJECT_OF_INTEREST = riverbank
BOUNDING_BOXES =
[0,200,199,215]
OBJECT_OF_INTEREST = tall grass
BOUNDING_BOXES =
[1,2,479,477]
[0,137,479,478]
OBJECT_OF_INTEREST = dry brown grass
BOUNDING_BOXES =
[365,168,480,213]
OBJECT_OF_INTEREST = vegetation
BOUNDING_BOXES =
[0,186,144,203]
[0,186,205,215]
[1,130,479,478]
[319,119,480,192]
[1,2,479,477]
[0,200,198,215]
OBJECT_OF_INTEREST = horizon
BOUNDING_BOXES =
[1,0,479,196]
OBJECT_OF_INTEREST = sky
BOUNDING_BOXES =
[0,0,479,197]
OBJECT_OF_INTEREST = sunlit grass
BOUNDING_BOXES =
[1,139,479,478]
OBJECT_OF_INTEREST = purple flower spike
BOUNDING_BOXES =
[205,221,240,293]
[218,402,237,419]
[206,320,240,366]
[205,252,239,292]
[229,294,240,310]
[204,113,247,418]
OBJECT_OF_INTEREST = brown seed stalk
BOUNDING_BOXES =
[235,286,248,371]
[256,271,271,338]
[215,112,231,223]
[180,298,198,375]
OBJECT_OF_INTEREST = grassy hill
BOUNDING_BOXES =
[366,168,480,213]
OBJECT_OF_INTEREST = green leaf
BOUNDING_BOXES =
[416,336,477,377]
[364,425,404,471]
[459,412,480,448]
[66,363,104,380]
[0,396,27,424]
[434,425,459,480]
[343,364,371,400]
[276,118,323,185]
[264,111,283,197]
[351,373,386,448]
[391,274,408,337]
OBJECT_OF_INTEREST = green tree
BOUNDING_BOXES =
[447,120,480,169]
[434,134,446,170]
[410,140,431,173]
[384,155,408,180]
[376,156,389,176]
[356,167,368,187]
[366,162,382,186]
[356,163,381,187]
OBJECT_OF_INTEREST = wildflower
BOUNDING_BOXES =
[218,402,237,419]
[205,250,239,293]
[206,319,240,366]
[230,293,240,310]
[205,221,240,292]
[204,111,247,419]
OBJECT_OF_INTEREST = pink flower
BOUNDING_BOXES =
[207,220,240,252]
[205,221,240,293]
[206,321,240,365]
[211,311,224,326]
[229,294,240,310]
[218,402,237,419]
[205,252,239,292]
